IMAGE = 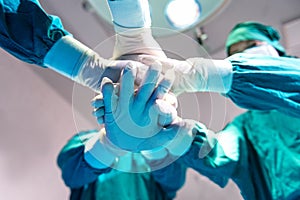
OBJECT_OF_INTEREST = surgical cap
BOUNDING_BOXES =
[225,21,286,56]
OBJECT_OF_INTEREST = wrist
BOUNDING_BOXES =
[112,28,166,59]
[84,129,126,169]
[108,0,151,31]
[43,36,93,79]
[186,58,233,93]
[164,119,198,156]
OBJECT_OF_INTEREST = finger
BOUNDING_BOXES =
[145,71,175,119]
[119,63,136,107]
[96,117,104,125]
[135,63,149,86]
[91,95,104,109]
[92,108,105,118]
[163,92,178,108]
[138,55,157,65]
[154,99,177,126]
[137,126,178,151]
[139,55,174,70]
[101,77,115,114]
[151,69,175,100]
[134,61,162,109]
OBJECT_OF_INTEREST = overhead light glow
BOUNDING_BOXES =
[165,0,201,29]
[83,0,230,37]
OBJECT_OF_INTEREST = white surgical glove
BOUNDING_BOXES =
[107,0,151,30]
[106,0,166,59]
[139,56,233,96]
[84,128,126,169]
[43,36,149,92]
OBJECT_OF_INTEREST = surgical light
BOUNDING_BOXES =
[82,0,230,37]
[165,0,201,30]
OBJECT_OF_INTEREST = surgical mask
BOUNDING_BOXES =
[243,44,280,57]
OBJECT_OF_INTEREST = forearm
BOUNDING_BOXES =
[0,1,123,92]
[0,0,71,66]
[172,58,233,95]
[44,36,123,90]
[225,53,300,117]
[180,122,240,188]
[106,0,166,59]
[151,160,187,199]
[113,28,167,59]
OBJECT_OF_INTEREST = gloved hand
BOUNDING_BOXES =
[100,61,180,152]
[106,0,166,59]
[44,36,151,92]
[107,0,151,30]
[139,55,234,95]
[92,63,198,157]
[92,89,178,125]
[76,51,151,92]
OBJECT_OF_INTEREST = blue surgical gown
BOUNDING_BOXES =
[227,53,300,118]
[0,0,70,66]
[182,110,300,200]
[57,130,187,200]
[57,110,300,200]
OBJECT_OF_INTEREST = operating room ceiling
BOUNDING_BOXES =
[41,0,300,57]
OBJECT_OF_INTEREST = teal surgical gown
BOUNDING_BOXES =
[227,53,300,118]
[182,110,300,200]
[57,130,187,200]
[58,113,300,200]
[0,0,70,66]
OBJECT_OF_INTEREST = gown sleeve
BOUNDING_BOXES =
[57,130,111,188]
[226,53,300,118]
[150,157,188,199]
[180,117,257,200]
[0,0,70,66]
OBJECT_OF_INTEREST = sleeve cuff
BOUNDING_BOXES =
[208,59,233,94]
[141,147,168,161]
[187,58,233,94]
[84,129,119,169]
[43,36,93,79]
[164,119,198,156]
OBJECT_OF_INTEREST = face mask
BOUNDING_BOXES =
[243,44,280,57]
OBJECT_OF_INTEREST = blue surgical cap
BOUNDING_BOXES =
[225,21,286,56]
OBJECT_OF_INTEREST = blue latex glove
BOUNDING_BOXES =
[92,89,178,125]
[100,61,179,152]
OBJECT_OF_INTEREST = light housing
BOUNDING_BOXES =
[165,0,202,30]
[83,0,230,37]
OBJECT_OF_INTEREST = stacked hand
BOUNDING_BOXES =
[93,61,176,152]
[138,55,233,95]
[77,54,150,92]
[92,61,197,156]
